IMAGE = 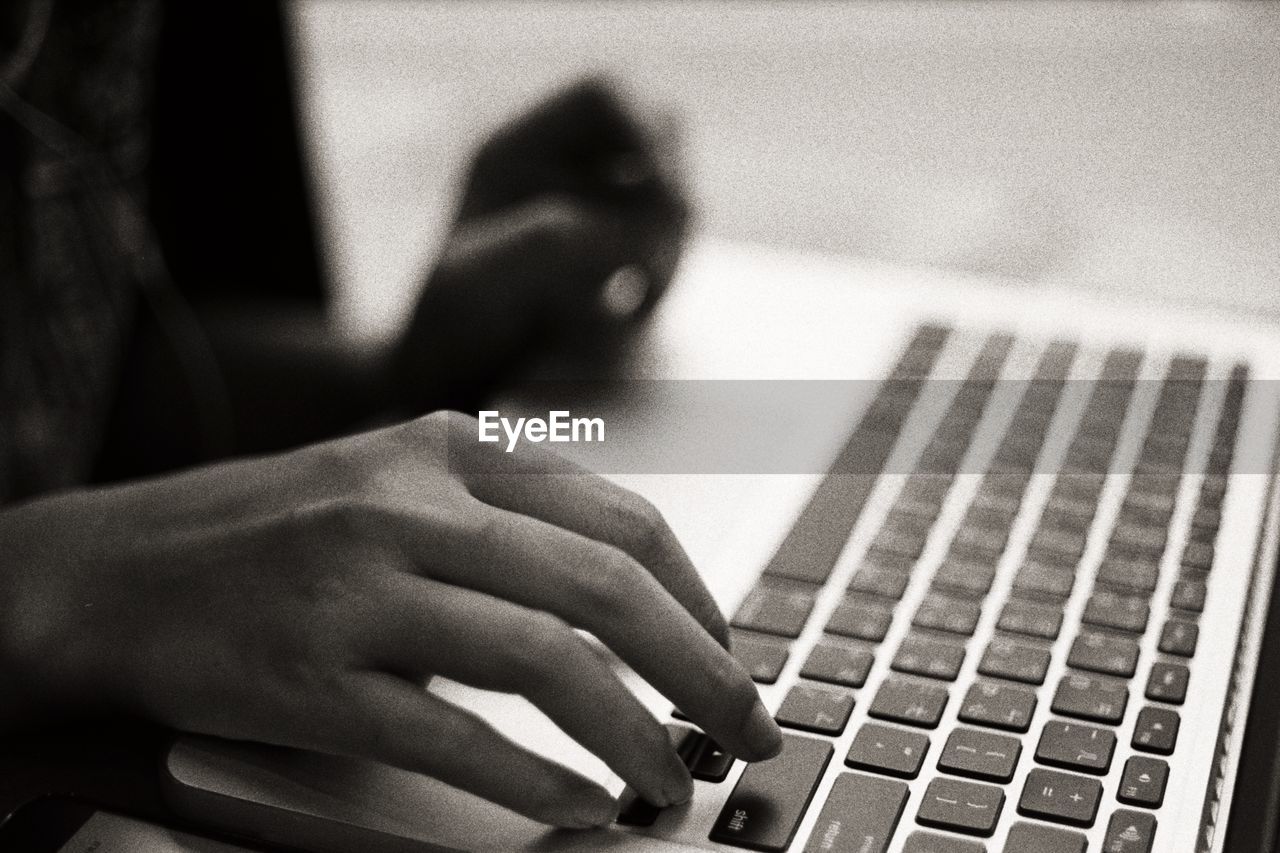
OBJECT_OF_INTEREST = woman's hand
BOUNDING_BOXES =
[0,412,779,828]
[393,79,689,414]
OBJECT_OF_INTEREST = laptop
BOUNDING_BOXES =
[160,239,1280,852]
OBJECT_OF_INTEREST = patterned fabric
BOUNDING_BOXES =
[0,0,162,501]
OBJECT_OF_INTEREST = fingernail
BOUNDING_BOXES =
[662,765,694,807]
[741,699,783,760]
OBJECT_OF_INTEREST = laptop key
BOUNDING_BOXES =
[1044,493,1098,524]
[1109,523,1167,556]
[1002,822,1086,853]
[959,679,1037,733]
[732,581,818,638]
[1157,619,1199,657]
[1028,527,1088,561]
[1132,706,1180,754]
[1095,555,1159,593]
[849,564,912,599]
[1181,540,1214,571]
[1102,810,1157,853]
[1034,720,1115,774]
[1169,578,1206,613]
[933,559,998,599]
[869,676,950,728]
[710,733,832,851]
[916,777,1004,837]
[1018,768,1102,827]
[863,545,918,573]
[1081,590,1150,634]
[1012,562,1075,601]
[978,637,1051,685]
[690,736,735,783]
[801,637,875,687]
[997,597,1063,640]
[827,595,896,642]
[1117,755,1169,807]
[776,682,856,735]
[728,631,790,684]
[1066,630,1139,677]
[1144,662,1189,704]
[803,772,907,853]
[937,727,1021,782]
[904,830,987,853]
[893,633,967,681]
[1051,672,1128,724]
[845,722,930,779]
[952,524,1009,558]
[914,592,983,636]
[870,527,929,560]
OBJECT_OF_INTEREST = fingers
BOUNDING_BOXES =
[461,77,689,227]
[370,577,694,808]
[456,440,730,648]
[335,670,618,828]
[391,485,778,763]
[448,195,674,331]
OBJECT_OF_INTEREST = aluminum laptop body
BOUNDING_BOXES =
[162,240,1280,853]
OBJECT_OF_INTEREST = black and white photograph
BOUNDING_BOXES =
[2,2,1279,851]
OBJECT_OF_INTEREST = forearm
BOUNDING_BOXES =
[195,299,401,452]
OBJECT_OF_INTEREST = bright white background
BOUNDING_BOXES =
[287,1,1280,342]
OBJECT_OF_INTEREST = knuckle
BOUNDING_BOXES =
[610,492,670,563]
[411,409,474,443]
[350,700,401,759]
[506,614,580,690]
[440,712,494,766]
[309,495,378,541]
[578,548,639,623]
[304,438,380,499]
[452,503,504,551]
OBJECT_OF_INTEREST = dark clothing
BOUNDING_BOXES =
[1,0,323,501]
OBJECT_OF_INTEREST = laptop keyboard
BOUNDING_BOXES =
[622,324,1250,851]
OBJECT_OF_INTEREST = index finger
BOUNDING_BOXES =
[457,432,731,649]
[462,78,686,219]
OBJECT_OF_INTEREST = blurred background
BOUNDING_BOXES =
[286,1,1280,343]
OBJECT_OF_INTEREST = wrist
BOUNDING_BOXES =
[0,498,76,727]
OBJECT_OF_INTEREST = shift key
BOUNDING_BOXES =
[804,772,908,853]
[711,734,833,851]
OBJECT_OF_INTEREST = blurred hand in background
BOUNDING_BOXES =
[393,78,690,413]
